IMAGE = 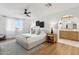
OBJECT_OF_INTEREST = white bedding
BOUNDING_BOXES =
[16,32,46,49]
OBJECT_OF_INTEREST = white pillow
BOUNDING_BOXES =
[30,27,35,34]
[35,26,40,35]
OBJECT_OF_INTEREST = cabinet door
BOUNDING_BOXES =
[68,31,78,41]
[59,31,78,41]
[78,32,79,41]
[59,31,67,39]
[54,34,57,42]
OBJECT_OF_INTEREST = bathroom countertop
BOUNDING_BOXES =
[59,29,79,32]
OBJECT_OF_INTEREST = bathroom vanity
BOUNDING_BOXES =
[59,29,79,41]
[59,15,79,41]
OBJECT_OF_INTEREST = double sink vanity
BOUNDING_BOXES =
[59,15,79,41]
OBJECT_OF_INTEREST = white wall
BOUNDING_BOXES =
[0,16,6,34]
[23,19,31,33]
[24,16,58,34]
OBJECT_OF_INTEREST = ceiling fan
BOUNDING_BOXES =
[24,9,31,17]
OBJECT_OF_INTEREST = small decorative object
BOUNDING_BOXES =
[73,23,77,29]
[51,27,53,34]
[66,25,68,29]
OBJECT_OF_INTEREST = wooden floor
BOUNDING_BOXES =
[32,42,79,55]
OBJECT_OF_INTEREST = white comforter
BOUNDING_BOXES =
[16,32,46,49]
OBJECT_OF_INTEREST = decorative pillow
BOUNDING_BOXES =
[30,28,35,34]
[36,29,40,35]
[35,26,40,35]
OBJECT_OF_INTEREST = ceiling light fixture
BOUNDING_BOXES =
[45,3,52,7]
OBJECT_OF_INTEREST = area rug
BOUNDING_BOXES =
[0,39,42,55]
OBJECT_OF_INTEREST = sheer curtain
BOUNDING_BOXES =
[6,18,23,38]
[6,18,16,38]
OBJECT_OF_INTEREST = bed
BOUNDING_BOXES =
[16,32,46,49]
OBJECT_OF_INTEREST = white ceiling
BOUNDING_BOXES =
[0,3,79,19]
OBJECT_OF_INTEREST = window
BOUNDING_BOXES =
[16,19,23,30]
[6,18,23,38]
[6,19,23,31]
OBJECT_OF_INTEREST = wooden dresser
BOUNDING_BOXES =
[46,33,57,43]
[59,31,79,41]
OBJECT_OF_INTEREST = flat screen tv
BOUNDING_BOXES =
[36,21,40,26]
[40,22,44,28]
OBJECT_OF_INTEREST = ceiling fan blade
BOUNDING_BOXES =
[27,12,31,14]
[25,9,27,11]
[24,9,31,17]
[24,11,27,14]
[27,14,30,17]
